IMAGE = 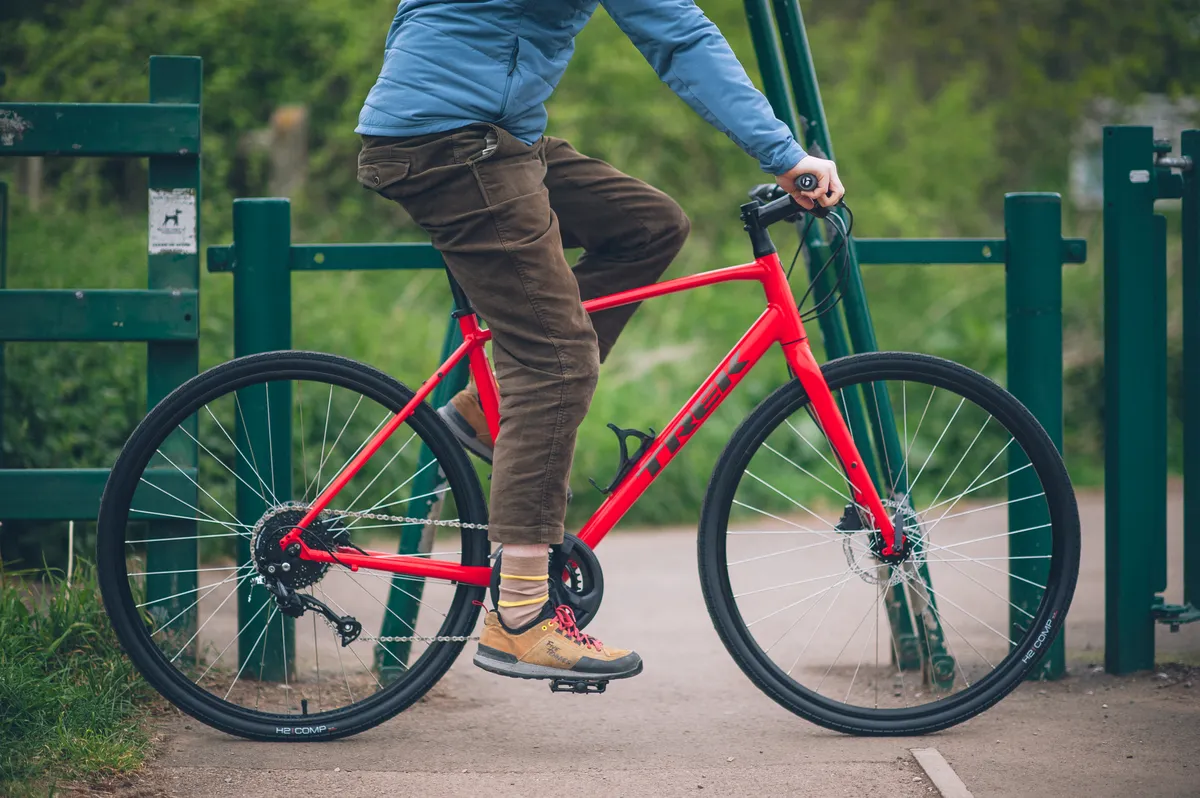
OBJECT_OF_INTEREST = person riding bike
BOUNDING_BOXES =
[356,0,845,686]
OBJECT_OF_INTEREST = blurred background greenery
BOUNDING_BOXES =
[1,0,1197,564]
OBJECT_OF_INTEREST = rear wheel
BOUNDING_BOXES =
[97,351,489,741]
[698,352,1080,735]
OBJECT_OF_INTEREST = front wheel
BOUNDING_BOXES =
[698,352,1080,735]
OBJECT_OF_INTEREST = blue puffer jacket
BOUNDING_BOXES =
[356,0,806,175]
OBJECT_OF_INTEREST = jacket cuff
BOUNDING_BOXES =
[768,140,808,176]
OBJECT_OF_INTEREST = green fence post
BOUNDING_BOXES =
[1004,193,1066,679]
[377,312,469,678]
[1183,130,1199,610]
[232,198,294,681]
[144,56,202,636]
[1103,126,1164,674]
[0,180,7,469]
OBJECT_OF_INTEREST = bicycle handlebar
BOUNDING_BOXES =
[752,173,839,228]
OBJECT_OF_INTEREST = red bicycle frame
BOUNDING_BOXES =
[279,251,899,586]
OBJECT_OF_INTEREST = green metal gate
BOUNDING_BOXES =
[1103,126,1199,673]
[0,57,203,633]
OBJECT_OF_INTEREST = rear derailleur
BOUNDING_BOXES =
[256,576,362,647]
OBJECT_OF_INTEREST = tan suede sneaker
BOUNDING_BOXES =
[437,388,494,463]
[473,603,643,682]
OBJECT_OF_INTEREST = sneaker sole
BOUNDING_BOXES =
[436,404,494,465]
[472,653,643,682]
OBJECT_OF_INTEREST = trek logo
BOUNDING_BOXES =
[642,350,751,478]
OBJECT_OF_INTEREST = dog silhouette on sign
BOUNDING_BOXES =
[163,210,181,226]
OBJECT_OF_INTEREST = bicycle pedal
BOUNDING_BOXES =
[549,678,608,695]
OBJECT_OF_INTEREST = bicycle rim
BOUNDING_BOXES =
[699,352,1080,735]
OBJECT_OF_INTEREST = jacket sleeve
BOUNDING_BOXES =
[600,0,806,175]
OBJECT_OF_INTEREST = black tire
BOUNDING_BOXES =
[698,352,1080,736]
[97,351,489,741]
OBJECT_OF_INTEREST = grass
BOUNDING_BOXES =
[0,561,153,796]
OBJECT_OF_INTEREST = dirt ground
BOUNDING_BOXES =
[88,489,1200,797]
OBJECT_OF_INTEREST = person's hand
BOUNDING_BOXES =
[776,155,844,209]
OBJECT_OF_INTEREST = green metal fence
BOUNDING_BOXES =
[1103,126,1199,673]
[0,56,203,633]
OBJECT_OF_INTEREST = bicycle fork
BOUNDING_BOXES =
[780,337,904,555]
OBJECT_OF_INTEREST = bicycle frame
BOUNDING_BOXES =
[279,251,900,585]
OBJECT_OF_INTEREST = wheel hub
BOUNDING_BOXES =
[836,498,926,585]
[251,506,349,589]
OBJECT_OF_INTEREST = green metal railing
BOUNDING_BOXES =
[0,56,202,644]
[1103,126,1199,673]
[745,0,1086,679]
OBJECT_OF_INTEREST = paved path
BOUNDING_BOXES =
[127,489,1198,797]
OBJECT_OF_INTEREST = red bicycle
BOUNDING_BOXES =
[97,181,1080,740]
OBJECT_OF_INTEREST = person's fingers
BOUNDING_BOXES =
[828,168,845,204]
[794,193,815,209]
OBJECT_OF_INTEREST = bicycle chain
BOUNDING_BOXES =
[362,634,479,643]
[268,500,489,530]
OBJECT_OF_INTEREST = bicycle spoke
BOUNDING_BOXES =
[224,605,277,702]
[186,416,271,507]
[313,384,335,501]
[298,381,309,504]
[136,477,242,537]
[923,461,1033,515]
[351,456,442,519]
[235,392,279,507]
[730,500,830,534]
[137,570,246,608]
[906,396,965,499]
[127,528,250,544]
[345,432,418,511]
[787,573,853,676]
[727,535,846,566]
[736,569,853,600]
[763,442,850,502]
[815,583,885,694]
[153,447,240,525]
[920,439,1014,528]
[742,471,842,536]
[168,569,254,662]
[307,393,364,499]
[152,563,254,637]
[922,415,991,513]
[314,409,392,501]
[265,382,278,503]
[198,597,269,684]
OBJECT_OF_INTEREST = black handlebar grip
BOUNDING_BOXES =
[796,173,819,192]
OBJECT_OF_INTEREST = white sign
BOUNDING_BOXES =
[149,188,197,254]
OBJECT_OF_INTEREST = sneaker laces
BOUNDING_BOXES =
[554,605,603,651]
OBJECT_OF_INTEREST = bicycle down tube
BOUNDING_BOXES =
[280,251,900,584]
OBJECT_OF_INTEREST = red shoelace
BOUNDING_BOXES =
[554,605,603,652]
